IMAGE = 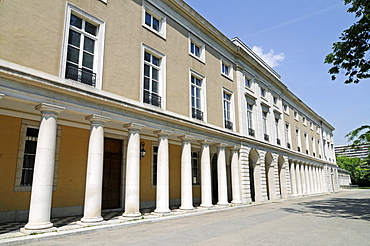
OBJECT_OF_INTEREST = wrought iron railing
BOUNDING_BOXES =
[264,134,269,141]
[143,91,161,107]
[192,108,203,121]
[248,128,255,137]
[225,120,233,130]
[287,143,291,149]
[65,63,96,86]
[277,138,281,145]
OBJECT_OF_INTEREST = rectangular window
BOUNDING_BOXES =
[142,6,166,38]
[262,111,269,141]
[223,91,233,130]
[296,128,301,152]
[273,96,278,105]
[247,103,254,136]
[245,77,251,88]
[191,75,204,120]
[294,111,299,121]
[222,63,229,75]
[285,122,291,148]
[189,35,205,62]
[20,127,38,186]
[152,145,158,186]
[192,151,200,185]
[275,117,280,145]
[143,50,163,107]
[312,136,316,156]
[260,87,266,97]
[304,132,309,154]
[303,117,307,126]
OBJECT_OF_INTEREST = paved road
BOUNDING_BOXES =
[24,189,370,246]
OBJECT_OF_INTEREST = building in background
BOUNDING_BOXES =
[335,144,370,159]
[0,0,339,233]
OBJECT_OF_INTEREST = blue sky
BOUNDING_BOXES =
[185,0,369,146]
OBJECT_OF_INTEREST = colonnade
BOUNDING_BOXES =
[22,105,243,233]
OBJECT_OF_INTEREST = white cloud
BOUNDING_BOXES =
[251,46,285,68]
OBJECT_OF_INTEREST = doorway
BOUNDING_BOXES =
[102,138,123,209]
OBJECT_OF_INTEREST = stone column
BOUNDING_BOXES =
[81,114,110,224]
[305,164,311,194]
[267,154,278,200]
[290,160,297,196]
[280,156,289,199]
[122,123,145,217]
[240,146,252,204]
[255,150,266,202]
[22,103,65,233]
[217,144,228,206]
[295,162,302,196]
[179,135,194,210]
[309,165,314,193]
[312,165,318,193]
[300,163,307,195]
[154,130,172,213]
[317,166,322,192]
[321,167,327,192]
[230,147,242,204]
[199,140,213,207]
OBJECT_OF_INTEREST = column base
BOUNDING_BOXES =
[23,221,54,231]
[120,212,141,218]
[20,226,57,235]
[179,206,194,210]
[200,204,214,208]
[79,216,104,224]
[216,202,229,206]
[231,201,243,205]
[153,208,171,214]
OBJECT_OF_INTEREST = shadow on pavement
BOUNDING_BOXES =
[282,197,370,221]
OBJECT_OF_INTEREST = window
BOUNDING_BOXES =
[221,60,233,79]
[152,145,158,186]
[304,132,309,154]
[142,6,166,38]
[245,77,251,88]
[143,48,165,108]
[285,122,291,148]
[262,111,269,141]
[303,117,307,126]
[283,104,289,114]
[247,103,254,136]
[273,96,278,105]
[312,137,316,156]
[62,4,105,89]
[260,87,266,97]
[294,111,298,121]
[14,120,61,191]
[192,151,200,185]
[275,117,280,145]
[189,36,205,62]
[223,91,233,130]
[296,128,301,152]
[310,121,314,130]
[191,74,204,120]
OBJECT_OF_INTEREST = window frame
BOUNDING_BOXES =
[222,89,234,130]
[61,3,105,89]
[221,59,233,80]
[190,70,207,121]
[296,127,301,152]
[14,120,61,192]
[285,122,291,148]
[151,144,158,187]
[191,150,201,185]
[189,35,205,62]
[142,4,166,38]
[141,45,166,109]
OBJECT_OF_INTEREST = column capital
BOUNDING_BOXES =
[0,93,4,99]
[35,103,65,115]
[154,130,172,137]
[124,123,146,131]
[216,143,228,149]
[85,114,111,124]
[178,135,194,142]
[198,139,213,145]
[230,146,240,152]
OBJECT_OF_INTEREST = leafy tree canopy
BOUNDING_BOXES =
[325,0,370,83]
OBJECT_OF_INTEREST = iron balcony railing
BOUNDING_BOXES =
[143,91,161,107]
[248,128,255,137]
[297,146,301,152]
[192,108,203,121]
[277,138,281,145]
[225,120,233,130]
[264,134,269,141]
[65,63,96,87]
[287,143,291,149]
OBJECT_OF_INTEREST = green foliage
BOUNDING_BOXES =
[336,155,367,184]
[325,0,370,83]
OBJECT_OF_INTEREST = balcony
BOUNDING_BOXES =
[287,143,291,149]
[225,120,233,130]
[306,150,309,154]
[264,134,269,141]
[297,146,301,152]
[277,138,281,145]
[143,91,161,107]
[192,108,203,121]
[65,63,96,87]
[248,128,255,137]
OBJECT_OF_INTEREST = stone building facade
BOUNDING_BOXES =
[0,0,339,233]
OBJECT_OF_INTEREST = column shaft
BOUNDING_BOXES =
[199,141,213,207]
[295,162,302,196]
[217,145,228,205]
[290,161,297,196]
[231,148,242,204]
[179,136,194,210]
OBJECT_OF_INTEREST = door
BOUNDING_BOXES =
[102,138,122,209]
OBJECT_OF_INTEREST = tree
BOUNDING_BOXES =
[325,0,370,84]
[336,155,366,184]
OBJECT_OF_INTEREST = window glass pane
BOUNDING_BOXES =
[195,46,200,57]
[26,128,39,137]
[85,21,97,36]
[145,12,152,26]
[144,77,150,90]
[84,37,95,53]
[152,17,160,31]
[191,43,195,54]
[82,52,94,69]
[67,46,80,64]
[152,81,158,93]
[152,56,160,66]
[68,30,81,47]
[152,68,158,81]
[195,88,200,98]
[144,64,150,77]
[144,52,151,62]
[70,14,82,29]
[191,96,195,107]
